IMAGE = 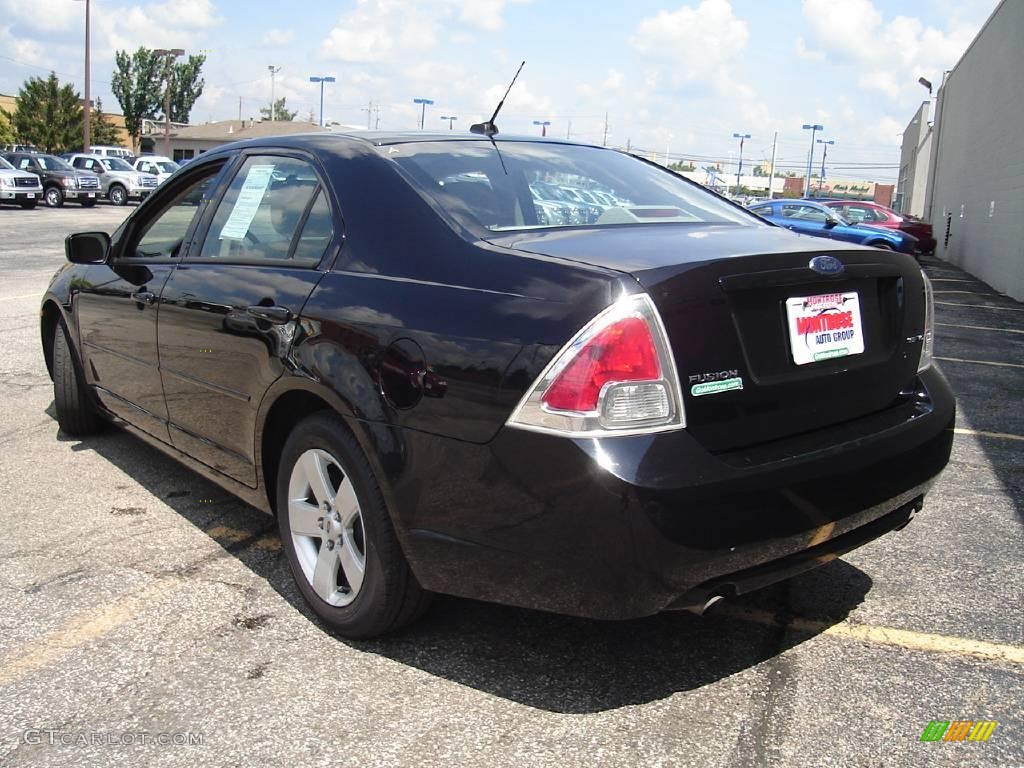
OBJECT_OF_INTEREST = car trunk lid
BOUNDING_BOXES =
[487,224,926,452]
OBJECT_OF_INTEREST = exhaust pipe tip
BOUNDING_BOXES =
[685,594,726,616]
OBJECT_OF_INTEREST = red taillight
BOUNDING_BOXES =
[542,317,661,412]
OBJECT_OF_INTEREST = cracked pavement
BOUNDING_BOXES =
[0,205,1021,767]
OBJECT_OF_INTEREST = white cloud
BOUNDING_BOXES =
[0,0,80,31]
[459,0,506,30]
[631,0,749,87]
[603,69,625,90]
[801,0,978,102]
[261,28,295,47]
[92,0,222,60]
[794,36,824,62]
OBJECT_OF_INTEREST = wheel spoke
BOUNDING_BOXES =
[300,451,334,507]
[338,533,365,595]
[288,499,322,537]
[312,541,339,601]
[334,477,360,527]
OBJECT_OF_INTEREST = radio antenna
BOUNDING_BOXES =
[470,60,525,137]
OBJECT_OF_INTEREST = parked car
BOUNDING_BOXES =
[0,155,44,208]
[43,133,952,638]
[749,199,919,254]
[0,143,40,154]
[133,155,180,184]
[64,154,158,205]
[820,200,936,255]
[2,152,101,207]
[87,145,136,163]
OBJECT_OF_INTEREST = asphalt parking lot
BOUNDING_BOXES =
[0,204,1020,767]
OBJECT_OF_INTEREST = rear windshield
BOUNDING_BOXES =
[387,140,760,232]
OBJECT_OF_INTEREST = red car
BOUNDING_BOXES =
[821,200,936,255]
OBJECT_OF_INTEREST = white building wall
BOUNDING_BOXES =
[925,0,1024,301]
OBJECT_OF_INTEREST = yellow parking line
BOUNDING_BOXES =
[952,427,1024,442]
[718,606,1024,665]
[936,322,1024,335]
[936,301,1024,312]
[935,356,1024,369]
[0,293,42,302]
[0,581,170,687]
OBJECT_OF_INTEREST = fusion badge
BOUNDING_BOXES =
[689,369,744,397]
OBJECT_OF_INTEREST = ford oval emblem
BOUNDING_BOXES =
[809,255,844,275]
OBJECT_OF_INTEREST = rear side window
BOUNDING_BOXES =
[198,156,326,263]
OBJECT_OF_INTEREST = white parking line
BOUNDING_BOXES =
[936,322,1024,335]
[953,428,1024,442]
[0,293,42,302]
[936,301,1024,312]
[935,356,1024,369]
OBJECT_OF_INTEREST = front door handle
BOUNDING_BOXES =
[246,305,292,324]
[131,290,157,305]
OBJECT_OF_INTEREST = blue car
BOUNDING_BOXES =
[749,199,918,254]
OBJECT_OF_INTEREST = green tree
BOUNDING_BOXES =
[259,97,297,122]
[0,107,15,144]
[166,54,207,123]
[111,48,164,151]
[90,98,122,146]
[11,73,82,153]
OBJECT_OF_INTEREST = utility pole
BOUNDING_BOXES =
[374,105,381,129]
[238,97,242,121]
[82,0,91,152]
[154,48,185,159]
[602,112,609,146]
[267,65,281,121]
[362,100,374,129]
[767,131,778,199]
[566,119,572,140]
[732,132,751,197]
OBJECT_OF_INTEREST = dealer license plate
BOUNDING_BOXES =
[26,193,35,198]
[785,291,865,365]
[87,192,96,198]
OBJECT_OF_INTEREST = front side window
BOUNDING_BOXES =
[782,204,829,222]
[131,166,223,259]
[389,141,760,232]
[198,156,324,262]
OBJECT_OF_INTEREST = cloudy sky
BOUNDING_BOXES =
[0,0,999,181]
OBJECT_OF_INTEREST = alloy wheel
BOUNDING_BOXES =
[45,188,62,207]
[110,186,127,206]
[287,448,366,607]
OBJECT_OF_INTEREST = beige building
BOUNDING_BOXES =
[897,101,932,218]
[163,119,329,162]
[924,0,1024,301]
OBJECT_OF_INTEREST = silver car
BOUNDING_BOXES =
[0,155,43,209]
[65,154,158,206]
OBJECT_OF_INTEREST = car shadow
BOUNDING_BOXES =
[59,410,874,715]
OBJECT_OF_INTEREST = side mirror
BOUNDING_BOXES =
[65,231,110,264]
[824,217,840,229]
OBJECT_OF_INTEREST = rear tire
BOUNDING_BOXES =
[52,319,103,436]
[276,411,430,638]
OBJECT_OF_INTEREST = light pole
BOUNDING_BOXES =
[308,76,335,127]
[816,138,835,196]
[440,115,457,130]
[413,98,434,129]
[532,119,551,136]
[732,132,750,197]
[154,48,185,158]
[802,123,824,197]
[268,65,281,121]
[72,0,91,151]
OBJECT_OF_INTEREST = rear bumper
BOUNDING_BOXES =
[398,366,955,620]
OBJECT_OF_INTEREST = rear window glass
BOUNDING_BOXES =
[387,141,759,232]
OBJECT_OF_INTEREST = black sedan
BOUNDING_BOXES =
[42,133,954,638]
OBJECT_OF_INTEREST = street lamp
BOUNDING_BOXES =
[816,138,835,195]
[413,98,434,129]
[440,115,457,130]
[801,123,824,197]
[71,0,91,152]
[154,48,185,158]
[732,132,750,197]
[308,76,336,127]
[918,76,932,95]
[533,119,551,137]
[268,65,281,121]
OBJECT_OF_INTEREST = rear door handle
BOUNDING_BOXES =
[131,290,157,305]
[246,305,292,324]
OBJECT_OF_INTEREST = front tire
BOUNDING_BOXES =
[44,187,64,208]
[108,185,127,206]
[276,412,430,638]
[870,241,894,250]
[52,319,102,436]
